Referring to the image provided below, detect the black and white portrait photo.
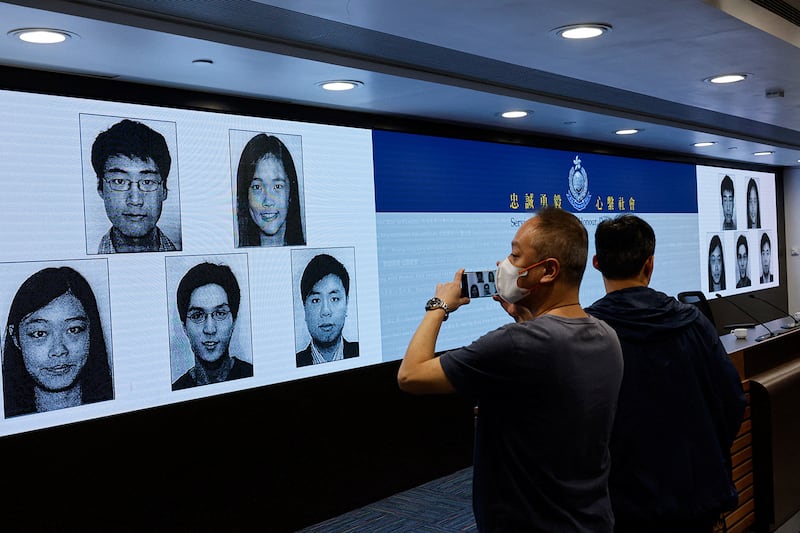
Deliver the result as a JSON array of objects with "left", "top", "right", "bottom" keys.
[
  {"left": 166, "top": 254, "right": 253, "bottom": 391},
  {"left": 707, "top": 234, "right": 726, "bottom": 293},
  {"left": 231, "top": 130, "right": 306, "bottom": 248},
  {"left": 291, "top": 248, "right": 359, "bottom": 368},
  {"left": 746, "top": 178, "right": 761, "bottom": 229},
  {"left": 0, "top": 259, "right": 114, "bottom": 418},
  {"left": 735, "top": 234, "right": 751, "bottom": 288},
  {"left": 720, "top": 175, "right": 736, "bottom": 231},
  {"left": 81, "top": 114, "right": 182, "bottom": 254},
  {"left": 760, "top": 232, "right": 774, "bottom": 284}
]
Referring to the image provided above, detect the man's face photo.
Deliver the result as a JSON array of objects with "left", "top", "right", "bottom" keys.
[
  {"left": 304, "top": 273, "right": 347, "bottom": 348},
  {"left": 183, "top": 283, "right": 235, "bottom": 364},
  {"left": 762, "top": 241, "right": 771, "bottom": 276},
  {"left": 737, "top": 242, "right": 748, "bottom": 280},
  {"left": 98, "top": 154, "right": 167, "bottom": 239},
  {"left": 722, "top": 187, "right": 734, "bottom": 226}
]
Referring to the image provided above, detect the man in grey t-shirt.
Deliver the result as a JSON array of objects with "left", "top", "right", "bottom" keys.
[{"left": 398, "top": 207, "right": 623, "bottom": 532}]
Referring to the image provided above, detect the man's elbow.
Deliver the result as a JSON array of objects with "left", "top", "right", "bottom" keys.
[
  {"left": 397, "top": 368, "right": 432, "bottom": 394},
  {"left": 397, "top": 369, "right": 417, "bottom": 393},
  {"left": 397, "top": 367, "right": 453, "bottom": 395}
]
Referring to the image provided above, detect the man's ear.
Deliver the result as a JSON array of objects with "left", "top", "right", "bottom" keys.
[
  {"left": 538, "top": 258, "right": 561, "bottom": 283},
  {"left": 642, "top": 255, "right": 655, "bottom": 281},
  {"left": 592, "top": 255, "right": 601, "bottom": 271}
]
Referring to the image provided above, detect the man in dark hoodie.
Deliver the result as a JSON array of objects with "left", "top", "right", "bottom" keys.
[{"left": 586, "top": 214, "right": 746, "bottom": 533}]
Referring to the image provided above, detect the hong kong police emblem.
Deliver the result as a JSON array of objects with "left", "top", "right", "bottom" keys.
[{"left": 566, "top": 156, "right": 591, "bottom": 211}]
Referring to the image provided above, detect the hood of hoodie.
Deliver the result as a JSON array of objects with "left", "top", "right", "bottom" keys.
[{"left": 586, "top": 286, "right": 700, "bottom": 343}]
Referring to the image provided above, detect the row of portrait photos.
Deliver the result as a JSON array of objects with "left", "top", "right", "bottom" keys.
[
  {"left": 706, "top": 230, "right": 775, "bottom": 294},
  {"left": 81, "top": 115, "right": 312, "bottom": 255},
  {"left": 0, "top": 247, "right": 360, "bottom": 420}
]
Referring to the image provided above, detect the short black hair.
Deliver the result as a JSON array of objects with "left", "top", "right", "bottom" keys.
[
  {"left": 761, "top": 232, "right": 771, "bottom": 250},
  {"left": 594, "top": 215, "right": 656, "bottom": 280},
  {"left": 92, "top": 119, "right": 171, "bottom": 192},
  {"left": 176, "top": 263, "right": 240, "bottom": 323},
  {"left": 720, "top": 175, "right": 734, "bottom": 197},
  {"left": 300, "top": 254, "right": 350, "bottom": 303}
]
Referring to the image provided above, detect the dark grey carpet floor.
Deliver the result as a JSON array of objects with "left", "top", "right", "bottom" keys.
[{"left": 297, "top": 467, "right": 476, "bottom": 532}]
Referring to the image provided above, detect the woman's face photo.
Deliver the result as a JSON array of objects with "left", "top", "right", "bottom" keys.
[
  {"left": 710, "top": 244, "right": 723, "bottom": 287},
  {"left": 16, "top": 292, "right": 90, "bottom": 393},
  {"left": 748, "top": 186, "right": 758, "bottom": 225},
  {"left": 248, "top": 155, "right": 289, "bottom": 242}
]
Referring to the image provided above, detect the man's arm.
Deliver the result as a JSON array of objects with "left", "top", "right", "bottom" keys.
[{"left": 397, "top": 270, "right": 468, "bottom": 394}]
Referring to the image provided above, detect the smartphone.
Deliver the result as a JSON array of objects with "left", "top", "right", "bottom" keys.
[{"left": 461, "top": 270, "right": 497, "bottom": 298}]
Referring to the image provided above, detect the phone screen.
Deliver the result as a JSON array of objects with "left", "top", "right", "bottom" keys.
[{"left": 461, "top": 270, "right": 497, "bottom": 298}]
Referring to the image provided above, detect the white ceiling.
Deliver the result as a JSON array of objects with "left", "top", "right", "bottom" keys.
[{"left": 2, "top": 0, "right": 800, "bottom": 167}]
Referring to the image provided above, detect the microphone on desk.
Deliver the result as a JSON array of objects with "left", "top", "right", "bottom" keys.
[
  {"left": 747, "top": 294, "right": 800, "bottom": 330},
  {"left": 715, "top": 293, "right": 781, "bottom": 342}
]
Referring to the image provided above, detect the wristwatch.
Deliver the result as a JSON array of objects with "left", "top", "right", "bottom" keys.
[{"left": 425, "top": 297, "right": 450, "bottom": 321}]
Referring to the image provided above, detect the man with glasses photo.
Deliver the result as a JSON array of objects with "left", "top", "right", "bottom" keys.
[
  {"left": 172, "top": 262, "right": 253, "bottom": 390},
  {"left": 90, "top": 118, "right": 180, "bottom": 253}
]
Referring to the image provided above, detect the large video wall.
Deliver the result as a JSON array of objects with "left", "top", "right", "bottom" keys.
[{"left": 0, "top": 88, "right": 778, "bottom": 437}]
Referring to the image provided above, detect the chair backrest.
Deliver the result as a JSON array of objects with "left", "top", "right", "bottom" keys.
[{"left": 677, "top": 290, "right": 715, "bottom": 323}]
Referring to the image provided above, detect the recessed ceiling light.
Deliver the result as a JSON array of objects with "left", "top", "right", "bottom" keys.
[
  {"left": 500, "top": 110, "right": 529, "bottom": 119},
  {"left": 753, "top": 151, "right": 774, "bottom": 156},
  {"left": 552, "top": 23, "right": 612, "bottom": 40},
  {"left": 693, "top": 141, "right": 716, "bottom": 147},
  {"left": 615, "top": 129, "right": 640, "bottom": 135},
  {"left": 318, "top": 80, "right": 363, "bottom": 91},
  {"left": 9, "top": 28, "right": 77, "bottom": 44},
  {"left": 705, "top": 73, "right": 748, "bottom": 84}
]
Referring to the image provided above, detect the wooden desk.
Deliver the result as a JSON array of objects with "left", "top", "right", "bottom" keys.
[{"left": 721, "top": 319, "right": 800, "bottom": 533}]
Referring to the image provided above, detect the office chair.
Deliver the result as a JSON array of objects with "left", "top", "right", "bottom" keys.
[{"left": 677, "top": 291, "right": 715, "bottom": 323}]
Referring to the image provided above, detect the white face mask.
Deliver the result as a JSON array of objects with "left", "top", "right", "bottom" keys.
[{"left": 495, "top": 257, "right": 546, "bottom": 303}]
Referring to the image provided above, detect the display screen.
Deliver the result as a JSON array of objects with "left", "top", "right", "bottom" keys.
[
  {"left": 0, "top": 88, "right": 778, "bottom": 437},
  {"left": 695, "top": 165, "right": 779, "bottom": 296}
]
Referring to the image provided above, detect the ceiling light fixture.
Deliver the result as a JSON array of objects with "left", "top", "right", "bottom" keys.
[
  {"left": 615, "top": 129, "right": 640, "bottom": 135},
  {"left": 9, "top": 28, "right": 76, "bottom": 44},
  {"left": 500, "top": 110, "right": 529, "bottom": 119},
  {"left": 704, "top": 73, "right": 748, "bottom": 84},
  {"left": 693, "top": 141, "right": 716, "bottom": 147},
  {"left": 753, "top": 151, "right": 774, "bottom": 156},
  {"left": 552, "top": 23, "right": 612, "bottom": 40},
  {"left": 318, "top": 80, "right": 363, "bottom": 91}
]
